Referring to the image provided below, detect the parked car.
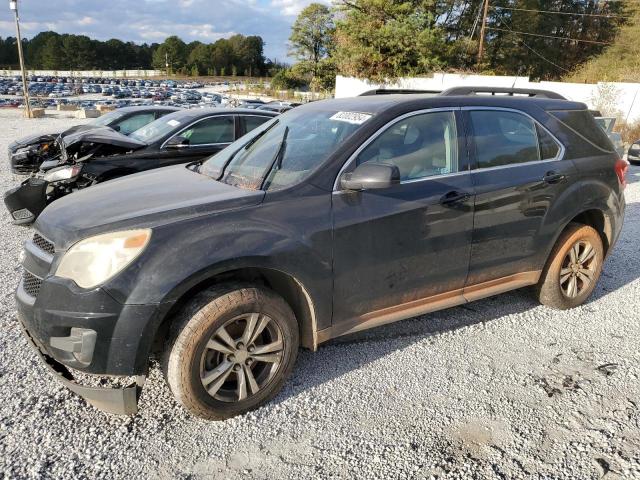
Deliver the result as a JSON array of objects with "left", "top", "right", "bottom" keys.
[
  {"left": 593, "top": 116, "right": 624, "bottom": 157},
  {"left": 14, "top": 92, "right": 626, "bottom": 420},
  {"left": 627, "top": 141, "right": 640, "bottom": 165},
  {"left": 8, "top": 106, "right": 180, "bottom": 175},
  {"left": 4, "top": 109, "right": 277, "bottom": 224}
]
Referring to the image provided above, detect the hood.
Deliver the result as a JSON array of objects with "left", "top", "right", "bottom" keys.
[
  {"left": 35, "top": 165, "right": 264, "bottom": 248},
  {"left": 9, "top": 132, "right": 58, "bottom": 151},
  {"left": 61, "top": 126, "right": 147, "bottom": 151},
  {"left": 60, "top": 124, "right": 102, "bottom": 137}
]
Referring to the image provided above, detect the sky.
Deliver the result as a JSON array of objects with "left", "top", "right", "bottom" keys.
[{"left": 0, "top": 0, "right": 327, "bottom": 60}]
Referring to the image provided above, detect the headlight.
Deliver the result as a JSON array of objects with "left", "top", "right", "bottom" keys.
[
  {"left": 55, "top": 229, "right": 151, "bottom": 289},
  {"left": 43, "top": 165, "right": 81, "bottom": 183}
]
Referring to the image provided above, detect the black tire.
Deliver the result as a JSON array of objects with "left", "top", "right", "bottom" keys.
[
  {"left": 163, "top": 284, "right": 299, "bottom": 420},
  {"left": 536, "top": 223, "right": 604, "bottom": 310}
]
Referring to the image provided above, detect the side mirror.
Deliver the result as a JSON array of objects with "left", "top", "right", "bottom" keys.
[
  {"left": 165, "top": 136, "right": 190, "bottom": 148},
  {"left": 112, "top": 125, "right": 121, "bottom": 132},
  {"left": 340, "top": 163, "right": 401, "bottom": 191}
]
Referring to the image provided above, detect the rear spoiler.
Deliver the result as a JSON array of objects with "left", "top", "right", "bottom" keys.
[{"left": 440, "top": 86, "right": 567, "bottom": 100}]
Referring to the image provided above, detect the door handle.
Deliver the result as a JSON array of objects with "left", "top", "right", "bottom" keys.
[
  {"left": 440, "top": 190, "right": 471, "bottom": 205},
  {"left": 543, "top": 171, "right": 565, "bottom": 184}
]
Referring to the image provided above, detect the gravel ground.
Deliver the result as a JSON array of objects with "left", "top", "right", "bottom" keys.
[{"left": 0, "top": 109, "right": 639, "bottom": 479}]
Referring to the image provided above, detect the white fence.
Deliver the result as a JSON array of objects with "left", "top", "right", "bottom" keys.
[
  {"left": 336, "top": 74, "right": 640, "bottom": 123},
  {"left": 0, "top": 69, "right": 163, "bottom": 78}
]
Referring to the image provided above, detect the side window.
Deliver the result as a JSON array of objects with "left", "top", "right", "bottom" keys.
[
  {"left": 179, "top": 116, "right": 235, "bottom": 145},
  {"left": 115, "top": 113, "right": 156, "bottom": 136},
  {"left": 244, "top": 115, "right": 272, "bottom": 134},
  {"left": 536, "top": 124, "right": 560, "bottom": 160},
  {"left": 356, "top": 111, "right": 458, "bottom": 181},
  {"left": 470, "top": 110, "right": 540, "bottom": 168}
]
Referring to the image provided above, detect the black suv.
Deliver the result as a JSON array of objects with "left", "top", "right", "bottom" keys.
[{"left": 15, "top": 92, "right": 627, "bottom": 420}]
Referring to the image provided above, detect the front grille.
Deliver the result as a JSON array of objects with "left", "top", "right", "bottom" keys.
[
  {"left": 32, "top": 233, "right": 55, "bottom": 255},
  {"left": 22, "top": 271, "right": 43, "bottom": 298}
]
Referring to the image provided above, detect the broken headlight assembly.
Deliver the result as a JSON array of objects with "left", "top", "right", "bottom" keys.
[{"left": 43, "top": 165, "right": 82, "bottom": 183}]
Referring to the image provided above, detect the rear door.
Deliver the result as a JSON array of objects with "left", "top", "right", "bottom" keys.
[
  {"left": 332, "top": 108, "right": 475, "bottom": 327},
  {"left": 463, "top": 107, "right": 576, "bottom": 286}
]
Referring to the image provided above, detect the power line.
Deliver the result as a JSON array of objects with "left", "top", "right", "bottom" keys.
[
  {"left": 487, "top": 26, "right": 622, "bottom": 46},
  {"left": 495, "top": 21, "right": 572, "bottom": 73},
  {"left": 490, "top": 5, "right": 635, "bottom": 20}
]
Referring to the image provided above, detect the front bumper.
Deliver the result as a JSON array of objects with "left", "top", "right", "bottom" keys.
[
  {"left": 3, "top": 177, "right": 48, "bottom": 225},
  {"left": 18, "top": 317, "right": 143, "bottom": 415}
]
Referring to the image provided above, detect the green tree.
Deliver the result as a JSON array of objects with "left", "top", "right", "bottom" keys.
[
  {"left": 270, "top": 68, "right": 307, "bottom": 90},
  {"left": 334, "top": 0, "right": 446, "bottom": 82},
  {"left": 152, "top": 36, "right": 188, "bottom": 71},
  {"left": 289, "top": 3, "right": 334, "bottom": 82}
]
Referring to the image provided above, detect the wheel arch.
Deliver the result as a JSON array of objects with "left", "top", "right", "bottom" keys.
[{"left": 151, "top": 266, "right": 319, "bottom": 356}]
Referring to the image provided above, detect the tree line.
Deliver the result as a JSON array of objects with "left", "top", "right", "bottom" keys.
[
  {"left": 0, "top": 31, "right": 272, "bottom": 76},
  {"left": 282, "top": 0, "right": 630, "bottom": 89},
  {"left": 0, "top": 1, "right": 631, "bottom": 87}
]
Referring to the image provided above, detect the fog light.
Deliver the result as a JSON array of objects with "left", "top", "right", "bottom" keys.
[
  {"left": 50, "top": 328, "right": 97, "bottom": 366},
  {"left": 12, "top": 208, "right": 33, "bottom": 221}
]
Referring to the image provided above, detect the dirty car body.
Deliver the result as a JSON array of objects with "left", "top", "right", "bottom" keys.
[{"left": 15, "top": 94, "right": 626, "bottom": 416}]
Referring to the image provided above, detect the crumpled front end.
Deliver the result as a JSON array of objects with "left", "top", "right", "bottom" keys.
[{"left": 9, "top": 134, "right": 60, "bottom": 175}]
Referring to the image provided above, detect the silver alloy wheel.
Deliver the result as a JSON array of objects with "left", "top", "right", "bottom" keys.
[
  {"left": 200, "top": 313, "right": 284, "bottom": 403},
  {"left": 559, "top": 239, "right": 597, "bottom": 298}
]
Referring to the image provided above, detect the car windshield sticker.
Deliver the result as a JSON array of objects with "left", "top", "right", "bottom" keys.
[
  {"left": 330, "top": 111, "right": 372, "bottom": 125},
  {"left": 167, "top": 119, "right": 181, "bottom": 127}
]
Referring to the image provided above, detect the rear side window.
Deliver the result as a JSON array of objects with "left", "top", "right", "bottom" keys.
[
  {"left": 549, "top": 110, "right": 614, "bottom": 152},
  {"left": 470, "top": 110, "right": 539, "bottom": 168},
  {"left": 536, "top": 124, "right": 560, "bottom": 160},
  {"left": 243, "top": 115, "right": 272, "bottom": 134}
]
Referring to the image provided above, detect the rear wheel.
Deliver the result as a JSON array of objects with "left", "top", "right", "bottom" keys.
[
  {"left": 536, "top": 224, "right": 604, "bottom": 309},
  {"left": 163, "top": 285, "right": 299, "bottom": 420}
]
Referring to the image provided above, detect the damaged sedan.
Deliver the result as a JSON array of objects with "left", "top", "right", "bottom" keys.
[
  {"left": 8, "top": 106, "right": 179, "bottom": 175},
  {"left": 4, "top": 109, "right": 278, "bottom": 225}
]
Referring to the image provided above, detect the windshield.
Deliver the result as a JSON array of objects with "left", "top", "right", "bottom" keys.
[
  {"left": 129, "top": 113, "right": 184, "bottom": 144},
  {"left": 90, "top": 110, "right": 125, "bottom": 127},
  {"left": 200, "top": 107, "right": 371, "bottom": 190}
]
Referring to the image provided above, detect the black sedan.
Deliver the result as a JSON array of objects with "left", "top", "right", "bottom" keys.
[
  {"left": 4, "top": 109, "right": 278, "bottom": 225},
  {"left": 8, "top": 106, "right": 180, "bottom": 174}
]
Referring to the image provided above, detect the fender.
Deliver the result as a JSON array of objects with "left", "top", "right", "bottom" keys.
[{"left": 532, "top": 172, "right": 622, "bottom": 269}]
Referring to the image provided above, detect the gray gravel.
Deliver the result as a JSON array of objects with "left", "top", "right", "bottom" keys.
[{"left": 0, "top": 110, "right": 639, "bottom": 479}]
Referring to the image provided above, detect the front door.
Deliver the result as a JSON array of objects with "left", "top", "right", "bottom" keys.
[
  {"left": 332, "top": 109, "right": 475, "bottom": 329},
  {"left": 158, "top": 115, "right": 237, "bottom": 168}
]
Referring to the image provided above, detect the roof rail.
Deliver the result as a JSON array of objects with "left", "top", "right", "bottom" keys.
[
  {"left": 439, "top": 86, "right": 567, "bottom": 100},
  {"left": 359, "top": 89, "right": 440, "bottom": 96}
]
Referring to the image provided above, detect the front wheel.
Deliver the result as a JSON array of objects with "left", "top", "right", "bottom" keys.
[
  {"left": 536, "top": 224, "right": 604, "bottom": 309},
  {"left": 163, "top": 285, "right": 299, "bottom": 420}
]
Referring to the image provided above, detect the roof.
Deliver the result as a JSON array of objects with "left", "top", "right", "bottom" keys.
[
  {"left": 298, "top": 94, "right": 586, "bottom": 114},
  {"left": 117, "top": 105, "right": 180, "bottom": 113},
  {"left": 158, "top": 107, "right": 279, "bottom": 122}
]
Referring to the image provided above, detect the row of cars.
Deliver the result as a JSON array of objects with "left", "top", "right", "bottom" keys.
[{"left": 7, "top": 86, "right": 627, "bottom": 421}]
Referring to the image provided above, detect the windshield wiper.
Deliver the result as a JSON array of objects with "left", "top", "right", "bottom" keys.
[{"left": 261, "top": 125, "right": 289, "bottom": 189}]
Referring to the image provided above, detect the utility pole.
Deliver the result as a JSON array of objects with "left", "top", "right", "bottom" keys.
[
  {"left": 165, "top": 52, "right": 170, "bottom": 76},
  {"left": 9, "top": 0, "right": 32, "bottom": 118},
  {"left": 477, "top": 0, "right": 490, "bottom": 66}
]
